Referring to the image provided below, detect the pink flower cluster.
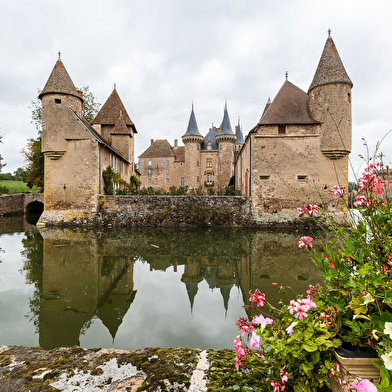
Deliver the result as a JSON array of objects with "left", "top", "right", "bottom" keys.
[
  {"left": 249, "top": 288, "right": 266, "bottom": 307},
  {"left": 298, "top": 236, "right": 313, "bottom": 248},
  {"left": 329, "top": 185, "right": 346, "bottom": 199},
  {"left": 288, "top": 296, "right": 316, "bottom": 320},
  {"left": 296, "top": 204, "right": 318, "bottom": 217}
]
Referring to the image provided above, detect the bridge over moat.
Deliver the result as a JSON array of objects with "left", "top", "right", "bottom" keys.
[{"left": 0, "top": 193, "right": 44, "bottom": 216}]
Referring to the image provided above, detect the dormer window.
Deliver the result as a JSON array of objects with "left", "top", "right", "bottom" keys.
[
  {"left": 207, "top": 140, "right": 212, "bottom": 150},
  {"left": 55, "top": 98, "right": 61, "bottom": 104},
  {"left": 278, "top": 125, "right": 286, "bottom": 134}
]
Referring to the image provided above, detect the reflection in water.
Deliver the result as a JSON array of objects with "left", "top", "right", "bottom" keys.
[{"left": 0, "top": 216, "right": 324, "bottom": 350}]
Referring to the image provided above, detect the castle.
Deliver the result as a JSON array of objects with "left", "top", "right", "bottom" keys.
[
  {"left": 39, "top": 31, "right": 352, "bottom": 220},
  {"left": 138, "top": 104, "right": 245, "bottom": 192},
  {"left": 235, "top": 32, "right": 352, "bottom": 215},
  {"left": 39, "top": 54, "right": 138, "bottom": 212}
]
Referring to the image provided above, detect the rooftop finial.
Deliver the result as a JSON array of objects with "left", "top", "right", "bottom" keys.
[
  {"left": 285, "top": 71, "right": 288, "bottom": 81},
  {"left": 328, "top": 28, "right": 331, "bottom": 38},
  {"left": 58, "top": 51, "right": 61, "bottom": 61},
  {"left": 192, "top": 100, "right": 194, "bottom": 110},
  {"left": 224, "top": 99, "right": 227, "bottom": 110},
  {"left": 114, "top": 83, "right": 116, "bottom": 90}
]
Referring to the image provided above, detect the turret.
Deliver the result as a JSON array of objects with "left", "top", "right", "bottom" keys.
[
  {"left": 39, "top": 53, "right": 83, "bottom": 154},
  {"left": 215, "top": 103, "right": 236, "bottom": 187},
  {"left": 234, "top": 118, "right": 245, "bottom": 156},
  {"left": 182, "top": 104, "right": 203, "bottom": 188},
  {"left": 308, "top": 31, "right": 353, "bottom": 159}
]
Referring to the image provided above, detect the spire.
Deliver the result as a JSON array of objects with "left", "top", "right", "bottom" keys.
[
  {"left": 308, "top": 32, "right": 353, "bottom": 92},
  {"left": 183, "top": 104, "right": 202, "bottom": 137},
  {"left": 39, "top": 55, "right": 82, "bottom": 101},
  {"left": 235, "top": 118, "right": 244, "bottom": 145},
  {"left": 219, "top": 101, "right": 234, "bottom": 135}
]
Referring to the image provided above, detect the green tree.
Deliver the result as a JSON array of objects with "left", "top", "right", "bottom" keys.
[{"left": 25, "top": 87, "right": 101, "bottom": 189}]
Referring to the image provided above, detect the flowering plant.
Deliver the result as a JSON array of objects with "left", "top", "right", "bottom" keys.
[
  {"left": 234, "top": 286, "right": 341, "bottom": 391},
  {"left": 235, "top": 158, "right": 392, "bottom": 391}
]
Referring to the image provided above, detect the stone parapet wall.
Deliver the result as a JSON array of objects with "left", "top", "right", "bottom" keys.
[{"left": 38, "top": 195, "right": 257, "bottom": 227}]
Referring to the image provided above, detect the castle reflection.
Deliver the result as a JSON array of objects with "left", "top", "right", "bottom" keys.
[{"left": 29, "top": 226, "right": 323, "bottom": 349}]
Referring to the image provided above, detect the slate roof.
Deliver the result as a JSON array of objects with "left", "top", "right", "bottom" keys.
[
  {"left": 39, "top": 59, "right": 82, "bottom": 101},
  {"left": 309, "top": 36, "right": 353, "bottom": 92},
  {"left": 139, "top": 140, "right": 175, "bottom": 158},
  {"left": 258, "top": 81, "right": 319, "bottom": 125},
  {"left": 219, "top": 104, "right": 234, "bottom": 135},
  {"left": 91, "top": 89, "right": 137, "bottom": 133},
  {"left": 183, "top": 105, "right": 202, "bottom": 137},
  {"left": 201, "top": 127, "right": 219, "bottom": 150},
  {"left": 235, "top": 121, "right": 245, "bottom": 145}
]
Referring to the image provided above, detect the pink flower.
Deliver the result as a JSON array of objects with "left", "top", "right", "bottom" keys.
[
  {"left": 308, "top": 204, "right": 318, "bottom": 216},
  {"left": 329, "top": 261, "right": 335, "bottom": 268},
  {"left": 250, "top": 331, "right": 260, "bottom": 348},
  {"left": 352, "top": 379, "right": 377, "bottom": 392},
  {"left": 285, "top": 321, "right": 298, "bottom": 336},
  {"left": 271, "top": 380, "right": 281, "bottom": 392},
  {"left": 234, "top": 336, "right": 245, "bottom": 356},
  {"left": 301, "top": 296, "right": 316, "bottom": 309},
  {"left": 294, "top": 304, "right": 308, "bottom": 320},
  {"left": 288, "top": 300, "right": 297, "bottom": 315},
  {"left": 252, "top": 314, "right": 273, "bottom": 329},
  {"left": 280, "top": 370, "right": 288, "bottom": 383},
  {"left": 249, "top": 289, "right": 266, "bottom": 307},
  {"left": 298, "top": 236, "right": 313, "bottom": 248}
]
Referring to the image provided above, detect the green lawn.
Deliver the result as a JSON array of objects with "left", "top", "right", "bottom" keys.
[{"left": 0, "top": 180, "right": 42, "bottom": 194}]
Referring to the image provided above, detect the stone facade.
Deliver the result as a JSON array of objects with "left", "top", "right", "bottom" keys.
[
  {"left": 138, "top": 139, "right": 185, "bottom": 190},
  {"left": 38, "top": 56, "right": 138, "bottom": 216},
  {"left": 235, "top": 34, "right": 352, "bottom": 217}
]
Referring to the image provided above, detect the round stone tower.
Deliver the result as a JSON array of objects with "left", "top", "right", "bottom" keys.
[
  {"left": 182, "top": 104, "right": 203, "bottom": 189},
  {"left": 215, "top": 103, "right": 236, "bottom": 187},
  {"left": 308, "top": 32, "right": 353, "bottom": 160},
  {"left": 39, "top": 53, "right": 84, "bottom": 154}
]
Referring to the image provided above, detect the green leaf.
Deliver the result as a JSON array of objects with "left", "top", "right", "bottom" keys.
[{"left": 302, "top": 341, "right": 318, "bottom": 352}]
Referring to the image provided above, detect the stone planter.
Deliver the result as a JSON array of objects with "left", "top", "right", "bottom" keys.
[{"left": 330, "top": 351, "right": 380, "bottom": 392}]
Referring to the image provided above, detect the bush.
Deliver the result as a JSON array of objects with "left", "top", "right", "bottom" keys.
[
  {"left": 207, "top": 187, "right": 215, "bottom": 195},
  {"left": 0, "top": 185, "right": 9, "bottom": 195}
]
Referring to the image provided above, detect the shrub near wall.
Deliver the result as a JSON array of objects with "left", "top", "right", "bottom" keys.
[{"left": 97, "top": 195, "right": 254, "bottom": 228}]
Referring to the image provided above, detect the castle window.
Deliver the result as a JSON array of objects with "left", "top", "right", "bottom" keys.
[
  {"left": 278, "top": 125, "right": 286, "bottom": 134},
  {"left": 260, "top": 175, "right": 270, "bottom": 180},
  {"left": 206, "top": 173, "right": 213, "bottom": 185},
  {"left": 197, "top": 161, "right": 199, "bottom": 167},
  {"left": 166, "top": 178, "right": 169, "bottom": 184},
  {"left": 348, "top": 93, "right": 351, "bottom": 103},
  {"left": 297, "top": 174, "right": 309, "bottom": 181},
  {"left": 166, "top": 169, "right": 169, "bottom": 174},
  {"left": 206, "top": 158, "right": 212, "bottom": 168},
  {"left": 55, "top": 98, "right": 61, "bottom": 104},
  {"left": 148, "top": 168, "right": 151, "bottom": 176},
  {"left": 197, "top": 176, "right": 199, "bottom": 182},
  {"left": 181, "top": 178, "right": 185, "bottom": 186},
  {"left": 148, "top": 178, "right": 151, "bottom": 184},
  {"left": 148, "top": 160, "right": 151, "bottom": 166},
  {"left": 207, "top": 140, "right": 212, "bottom": 150},
  {"left": 155, "top": 178, "right": 158, "bottom": 184},
  {"left": 166, "top": 159, "right": 169, "bottom": 165}
]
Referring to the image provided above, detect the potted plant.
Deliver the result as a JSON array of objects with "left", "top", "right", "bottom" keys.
[{"left": 234, "top": 159, "right": 392, "bottom": 391}]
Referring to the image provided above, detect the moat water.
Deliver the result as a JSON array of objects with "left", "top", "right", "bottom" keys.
[{"left": 0, "top": 214, "right": 323, "bottom": 351}]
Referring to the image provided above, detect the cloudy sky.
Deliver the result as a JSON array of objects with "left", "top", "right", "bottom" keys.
[{"left": 1, "top": 0, "right": 392, "bottom": 180}]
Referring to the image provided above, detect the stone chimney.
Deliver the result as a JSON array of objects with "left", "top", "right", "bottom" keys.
[
  {"left": 174, "top": 139, "right": 178, "bottom": 147},
  {"left": 151, "top": 139, "right": 154, "bottom": 145}
]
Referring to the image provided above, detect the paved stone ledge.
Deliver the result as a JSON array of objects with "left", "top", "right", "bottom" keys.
[{"left": 0, "top": 345, "right": 237, "bottom": 392}]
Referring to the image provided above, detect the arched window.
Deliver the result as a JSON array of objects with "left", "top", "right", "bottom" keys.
[{"left": 207, "top": 140, "right": 212, "bottom": 150}]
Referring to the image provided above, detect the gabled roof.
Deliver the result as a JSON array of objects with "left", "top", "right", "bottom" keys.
[
  {"left": 309, "top": 36, "right": 353, "bottom": 92},
  {"left": 39, "top": 59, "right": 82, "bottom": 101},
  {"left": 201, "top": 127, "right": 219, "bottom": 150},
  {"left": 219, "top": 103, "right": 234, "bottom": 135},
  {"left": 139, "top": 139, "right": 175, "bottom": 158},
  {"left": 91, "top": 88, "right": 137, "bottom": 133},
  {"left": 69, "top": 108, "right": 130, "bottom": 163},
  {"left": 110, "top": 114, "right": 132, "bottom": 136},
  {"left": 258, "top": 81, "right": 319, "bottom": 125},
  {"left": 183, "top": 105, "right": 202, "bottom": 137}
]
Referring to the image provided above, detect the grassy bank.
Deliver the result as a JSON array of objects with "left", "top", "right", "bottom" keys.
[{"left": 0, "top": 180, "right": 41, "bottom": 194}]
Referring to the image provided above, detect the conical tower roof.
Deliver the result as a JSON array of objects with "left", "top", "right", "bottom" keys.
[
  {"left": 39, "top": 56, "right": 82, "bottom": 101},
  {"left": 259, "top": 81, "right": 319, "bottom": 125},
  {"left": 183, "top": 104, "right": 202, "bottom": 137},
  {"left": 234, "top": 119, "right": 244, "bottom": 145},
  {"left": 262, "top": 97, "right": 271, "bottom": 117},
  {"left": 309, "top": 34, "right": 353, "bottom": 92},
  {"left": 91, "top": 88, "right": 137, "bottom": 133},
  {"left": 219, "top": 102, "right": 234, "bottom": 135}
]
